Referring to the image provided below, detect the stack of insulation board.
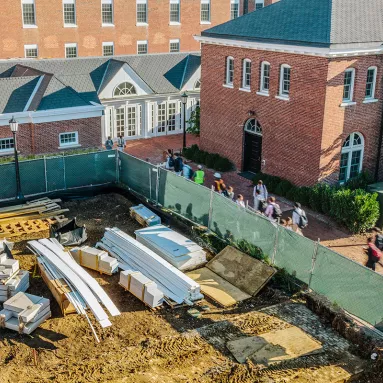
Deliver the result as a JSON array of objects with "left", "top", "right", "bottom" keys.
[
  {"left": 119, "top": 270, "right": 164, "bottom": 308},
  {"left": 97, "top": 227, "right": 203, "bottom": 304},
  {"left": 70, "top": 246, "right": 118, "bottom": 275},
  {"left": 0, "top": 254, "right": 29, "bottom": 303},
  {"left": 134, "top": 225, "right": 207, "bottom": 271},
  {"left": 130, "top": 205, "right": 161, "bottom": 227},
  {"left": 0, "top": 292, "right": 50, "bottom": 334}
]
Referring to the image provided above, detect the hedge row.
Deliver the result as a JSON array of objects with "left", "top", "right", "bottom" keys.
[
  {"left": 182, "top": 144, "right": 234, "bottom": 172},
  {"left": 253, "top": 172, "right": 379, "bottom": 233}
]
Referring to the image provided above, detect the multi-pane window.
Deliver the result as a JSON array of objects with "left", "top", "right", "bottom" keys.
[
  {"left": 260, "top": 61, "right": 270, "bottom": 93},
  {"left": 24, "top": 44, "right": 38, "bottom": 58},
  {"left": 225, "top": 57, "right": 234, "bottom": 86},
  {"left": 103, "top": 42, "right": 114, "bottom": 56},
  {"left": 102, "top": 0, "right": 114, "bottom": 25},
  {"left": 170, "top": 39, "right": 180, "bottom": 52},
  {"left": 231, "top": 0, "right": 239, "bottom": 20},
  {"left": 127, "top": 106, "right": 137, "bottom": 137},
  {"left": 0, "top": 138, "right": 14, "bottom": 152},
  {"left": 201, "top": 0, "right": 210, "bottom": 23},
  {"left": 22, "top": 0, "right": 36, "bottom": 26},
  {"left": 65, "top": 43, "right": 77, "bottom": 58},
  {"left": 63, "top": 0, "right": 76, "bottom": 25},
  {"left": 255, "top": 0, "right": 264, "bottom": 10},
  {"left": 137, "top": 0, "right": 148, "bottom": 24},
  {"left": 365, "top": 67, "right": 377, "bottom": 99},
  {"left": 279, "top": 64, "right": 291, "bottom": 97},
  {"left": 167, "top": 103, "right": 177, "bottom": 131},
  {"left": 339, "top": 132, "right": 364, "bottom": 182},
  {"left": 242, "top": 59, "right": 251, "bottom": 89},
  {"left": 137, "top": 40, "right": 148, "bottom": 54},
  {"left": 170, "top": 0, "right": 180, "bottom": 23},
  {"left": 343, "top": 68, "right": 355, "bottom": 102},
  {"left": 116, "top": 107, "right": 125, "bottom": 137},
  {"left": 59, "top": 132, "right": 78, "bottom": 146},
  {"left": 158, "top": 104, "right": 166, "bottom": 133},
  {"left": 114, "top": 82, "right": 137, "bottom": 97}
]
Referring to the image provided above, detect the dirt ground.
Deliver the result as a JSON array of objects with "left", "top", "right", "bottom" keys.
[{"left": 0, "top": 193, "right": 378, "bottom": 383}]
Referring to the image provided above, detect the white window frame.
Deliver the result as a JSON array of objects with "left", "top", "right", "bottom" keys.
[
  {"left": 255, "top": 0, "right": 264, "bottom": 10},
  {"left": 137, "top": 40, "right": 148, "bottom": 54},
  {"left": 0, "top": 138, "right": 14, "bottom": 154},
  {"left": 65, "top": 43, "right": 78, "bottom": 58},
  {"left": 200, "top": 0, "right": 211, "bottom": 24},
  {"left": 102, "top": 41, "right": 114, "bottom": 56},
  {"left": 169, "top": 39, "right": 180, "bottom": 52},
  {"left": 24, "top": 44, "right": 38, "bottom": 59},
  {"left": 230, "top": 0, "right": 239, "bottom": 20},
  {"left": 101, "top": 0, "right": 114, "bottom": 26},
  {"left": 224, "top": 56, "right": 234, "bottom": 88},
  {"left": 257, "top": 61, "right": 270, "bottom": 96},
  {"left": 240, "top": 58, "right": 251, "bottom": 91},
  {"left": 63, "top": 0, "right": 77, "bottom": 27},
  {"left": 364, "top": 66, "right": 378, "bottom": 103},
  {"left": 339, "top": 132, "right": 364, "bottom": 183},
  {"left": 170, "top": 0, "right": 180, "bottom": 25},
  {"left": 59, "top": 131, "right": 79, "bottom": 148},
  {"left": 22, "top": 0, "right": 37, "bottom": 28},
  {"left": 277, "top": 64, "right": 291, "bottom": 100},
  {"left": 341, "top": 68, "right": 356, "bottom": 105},
  {"left": 136, "top": 0, "right": 148, "bottom": 26}
]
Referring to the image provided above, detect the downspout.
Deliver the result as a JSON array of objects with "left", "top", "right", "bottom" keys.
[{"left": 375, "top": 98, "right": 383, "bottom": 181}]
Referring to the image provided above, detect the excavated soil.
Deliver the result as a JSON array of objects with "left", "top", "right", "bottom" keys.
[{"left": 0, "top": 193, "right": 376, "bottom": 382}]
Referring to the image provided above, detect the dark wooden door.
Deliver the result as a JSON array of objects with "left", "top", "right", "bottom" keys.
[{"left": 244, "top": 132, "right": 262, "bottom": 173}]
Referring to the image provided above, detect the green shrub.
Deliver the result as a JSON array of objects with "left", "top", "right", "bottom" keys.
[
  {"left": 345, "top": 171, "right": 374, "bottom": 191},
  {"left": 267, "top": 176, "right": 282, "bottom": 193},
  {"left": 296, "top": 186, "right": 311, "bottom": 207},
  {"left": 274, "top": 179, "right": 294, "bottom": 197},
  {"left": 205, "top": 153, "right": 219, "bottom": 169},
  {"left": 182, "top": 147, "right": 192, "bottom": 160},
  {"left": 234, "top": 239, "right": 269, "bottom": 263},
  {"left": 214, "top": 156, "right": 234, "bottom": 172},
  {"left": 198, "top": 150, "right": 208, "bottom": 165},
  {"left": 285, "top": 186, "right": 299, "bottom": 202},
  {"left": 192, "top": 148, "right": 202, "bottom": 163}
]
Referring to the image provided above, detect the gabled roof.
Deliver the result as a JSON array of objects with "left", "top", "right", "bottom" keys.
[{"left": 202, "top": 0, "right": 383, "bottom": 49}]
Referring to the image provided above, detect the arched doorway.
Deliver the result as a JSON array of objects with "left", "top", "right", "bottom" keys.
[
  {"left": 339, "top": 132, "right": 364, "bottom": 182},
  {"left": 243, "top": 118, "right": 263, "bottom": 173}
]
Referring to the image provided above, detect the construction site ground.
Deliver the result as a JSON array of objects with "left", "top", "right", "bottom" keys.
[{"left": 0, "top": 193, "right": 377, "bottom": 383}]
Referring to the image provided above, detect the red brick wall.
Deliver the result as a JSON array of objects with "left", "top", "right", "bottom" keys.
[
  {"left": 200, "top": 43, "right": 329, "bottom": 186},
  {"left": 0, "top": 117, "right": 101, "bottom": 155},
  {"left": 0, "top": 0, "right": 233, "bottom": 59}
]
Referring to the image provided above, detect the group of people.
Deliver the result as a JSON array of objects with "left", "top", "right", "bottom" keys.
[{"left": 105, "top": 136, "right": 126, "bottom": 151}]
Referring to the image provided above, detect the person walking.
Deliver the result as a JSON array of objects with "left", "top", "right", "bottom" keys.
[
  {"left": 221, "top": 184, "right": 230, "bottom": 198},
  {"left": 236, "top": 194, "right": 245, "bottom": 207},
  {"left": 174, "top": 153, "right": 184, "bottom": 176},
  {"left": 213, "top": 173, "right": 224, "bottom": 193},
  {"left": 105, "top": 136, "right": 114, "bottom": 150},
  {"left": 117, "top": 135, "right": 125, "bottom": 151},
  {"left": 182, "top": 163, "right": 194, "bottom": 180},
  {"left": 254, "top": 189, "right": 266, "bottom": 213},
  {"left": 265, "top": 197, "right": 282, "bottom": 221},
  {"left": 165, "top": 150, "right": 175, "bottom": 170},
  {"left": 254, "top": 180, "right": 268, "bottom": 204},
  {"left": 366, "top": 237, "right": 382, "bottom": 271},
  {"left": 292, "top": 202, "right": 308, "bottom": 230},
  {"left": 227, "top": 186, "right": 235, "bottom": 200},
  {"left": 194, "top": 165, "right": 205, "bottom": 185}
]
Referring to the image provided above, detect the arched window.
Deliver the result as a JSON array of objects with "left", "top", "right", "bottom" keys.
[
  {"left": 194, "top": 79, "right": 201, "bottom": 90},
  {"left": 114, "top": 82, "right": 137, "bottom": 97},
  {"left": 339, "top": 132, "right": 364, "bottom": 182},
  {"left": 225, "top": 56, "right": 234, "bottom": 86},
  {"left": 244, "top": 118, "right": 262, "bottom": 135}
]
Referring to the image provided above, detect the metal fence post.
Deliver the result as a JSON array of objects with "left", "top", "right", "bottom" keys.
[
  {"left": 271, "top": 225, "right": 279, "bottom": 265},
  {"left": 62, "top": 154, "right": 67, "bottom": 190},
  {"left": 155, "top": 166, "right": 160, "bottom": 205},
  {"left": 149, "top": 167, "right": 152, "bottom": 201},
  {"left": 308, "top": 238, "right": 320, "bottom": 290},
  {"left": 43, "top": 156, "right": 48, "bottom": 192},
  {"left": 115, "top": 149, "right": 120, "bottom": 184},
  {"left": 207, "top": 186, "right": 214, "bottom": 231}
]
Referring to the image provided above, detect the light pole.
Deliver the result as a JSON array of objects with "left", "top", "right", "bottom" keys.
[
  {"left": 181, "top": 92, "right": 188, "bottom": 149},
  {"left": 9, "top": 116, "right": 23, "bottom": 200}
]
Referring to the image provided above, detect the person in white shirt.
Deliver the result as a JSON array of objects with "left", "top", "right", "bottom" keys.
[
  {"left": 236, "top": 194, "right": 246, "bottom": 208},
  {"left": 292, "top": 202, "right": 307, "bottom": 234},
  {"left": 254, "top": 189, "right": 266, "bottom": 212},
  {"left": 253, "top": 180, "right": 268, "bottom": 207}
]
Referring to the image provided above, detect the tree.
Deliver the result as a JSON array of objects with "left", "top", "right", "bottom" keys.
[{"left": 187, "top": 106, "right": 200, "bottom": 136}]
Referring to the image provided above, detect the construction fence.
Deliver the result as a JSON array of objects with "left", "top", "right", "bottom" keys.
[{"left": 0, "top": 150, "right": 382, "bottom": 327}]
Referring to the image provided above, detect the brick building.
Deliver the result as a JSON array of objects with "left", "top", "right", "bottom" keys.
[
  {"left": 196, "top": 0, "right": 383, "bottom": 186},
  {"left": 0, "top": 0, "right": 275, "bottom": 60}
]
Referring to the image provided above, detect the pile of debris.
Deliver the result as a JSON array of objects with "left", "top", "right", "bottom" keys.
[{"left": 0, "top": 292, "right": 50, "bottom": 334}]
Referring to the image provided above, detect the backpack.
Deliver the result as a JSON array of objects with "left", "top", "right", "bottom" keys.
[
  {"left": 168, "top": 156, "right": 175, "bottom": 168},
  {"left": 272, "top": 204, "right": 282, "bottom": 219},
  {"left": 296, "top": 209, "right": 308, "bottom": 229},
  {"left": 369, "top": 243, "right": 382, "bottom": 262},
  {"left": 174, "top": 157, "right": 183, "bottom": 172},
  {"left": 259, "top": 200, "right": 267, "bottom": 212},
  {"left": 375, "top": 234, "right": 383, "bottom": 251}
]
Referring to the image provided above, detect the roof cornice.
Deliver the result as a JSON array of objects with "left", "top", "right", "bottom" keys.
[{"left": 194, "top": 35, "right": 383, "bottom": 58}]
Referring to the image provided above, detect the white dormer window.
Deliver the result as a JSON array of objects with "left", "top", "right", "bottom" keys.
[
  {"left": 63, "top": 0, "right": 76, "bottom": 26},
  {"left": 170, "top": 0, "right": 180, "bottom": 24},
  {"left": 231, "top": 0, "right": 239, "bottom": 20},
  {"left": 259, "top": 61, "right": 270, "bottom": 94},
  {"left": 225, "top": 56, "right": 234, "bottom": 87},
  {"left": 114, "top": 82, "right": 137, "bottom": 97},
  {"left": 255, "top": 0, "right": 264, "bottom": 10},
  {"left": 242, "top": 59, "right": 251, "bottom": 90},
  {"left": 279, "top": 64, "right": 291, "bottom": 99},
  {"left": 343, "top": 68, "right": 355, "bottom": 103},
  {"left": 365, "top": 66, "right": 377, "bottom": 101},
  {"left": 22, "top": 0, "right": 36, "bottom": 28},
  {"left": 102, "top": 0, "right": 114, "bottom": 26}
]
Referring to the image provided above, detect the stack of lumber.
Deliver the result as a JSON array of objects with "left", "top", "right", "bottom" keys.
[
  {"left": 119, "top": 270, "right": 164, "bottom": 308},
  {"left": 0, "top": 254, "right": 29, "bottom": 302},
  {"left": 0, "top": 198, "right": 68, "bottom": 241},
  {"left": 0, "top": 292, "right": 50, "bottom": 334},
  {"left": 97, "top": 227, "right": 203, "bottom": 304},
  {"left": 28, "top": 238, "right": 120, "bottom": 342},
  {"left": 135, "top": 225, "right": 207, "bottom": 271},
  {"left": 70, "top": 246, "right": 118, "bottom": 275},
  {"left": 130, "top": 205, "right": 161, "bottom": 227}
]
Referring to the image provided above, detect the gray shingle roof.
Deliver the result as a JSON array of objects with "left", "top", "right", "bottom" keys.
[
  {"left": 202, "top": 0, "right": 383, "bottom": 48},
  {"left": 0, "top": 52, "right": 201, "bottom": 114}
]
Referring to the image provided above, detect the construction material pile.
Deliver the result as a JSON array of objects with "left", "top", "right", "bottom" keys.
[
  {"left": 130, "top": 204, "right": 161, "bottom": 227},
  {"left": 0, "top": 198, "right": 68, "bottom": 241},
  {"left": 70, "top": 246, "right": 118, "bottom": 275},
  {"left": 98, "top": 227, "right": 203, "bottom": 304},
  {"left": 28, "top": 238, "right": 120, "bottom": 341},
  {"left": 135, "top": 225, "right": 207, "bottom": 271},
  {"left": 0, "top": 292, "right": 50, "bottom": 334}
]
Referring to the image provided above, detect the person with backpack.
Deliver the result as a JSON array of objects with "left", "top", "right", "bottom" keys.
[
  {"left": 174, "top": 153, "right": 183, "bottom": 175},
  {"left": 292, "top": 202, "right": 308, "bottom": 231},
  {"left": 105, "top": 136, "right": 114, "bottom": 150},
  {"left": 182, "top": 163, "right": 194, "bottom": 180},
  {"left": 253, "top": 180, "right": 268, "bottom": 206},
  {"left": 254, "top": 189, "right": 267, "bottom": 213},
  {"left": 372, "top": 227, "right": 383, "bottom": 250},
  {"left": 194, "top": 165, "right": 205, "bottom": 185},
  {"left": 165, "top": 150, "right": 175, "bottom": 170},
  {"left": 366, "top": 237, "right": 382, "bottom": 271},
  {"left": 265, "top": 196, "right": 282, "bottom": 222}
]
